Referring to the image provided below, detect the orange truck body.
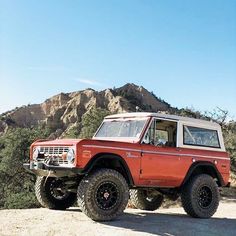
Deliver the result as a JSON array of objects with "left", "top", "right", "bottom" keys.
[{"left": 28, "top": 112, "right": 230, "bottom": 188}]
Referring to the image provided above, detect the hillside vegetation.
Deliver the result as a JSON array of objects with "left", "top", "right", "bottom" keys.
[{"left": 0, "top": 83, "right": 235, "bottom": 209}]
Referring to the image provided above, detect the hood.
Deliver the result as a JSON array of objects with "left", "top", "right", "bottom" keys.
[{"left": 33, "top": 139, "right": 82, "bottom": 147}]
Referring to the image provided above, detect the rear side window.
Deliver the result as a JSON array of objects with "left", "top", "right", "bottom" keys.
[{"left": 183, "top": 126, "right": 220, "bottom": 148}]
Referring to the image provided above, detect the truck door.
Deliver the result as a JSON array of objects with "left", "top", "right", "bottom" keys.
[{"left": 139, "top": 118, "right": 184, "bottom": 187}]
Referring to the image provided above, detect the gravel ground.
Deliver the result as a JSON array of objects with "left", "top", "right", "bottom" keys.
[{"left": 0, "top": 201, "right": 236, "bottom": 236}]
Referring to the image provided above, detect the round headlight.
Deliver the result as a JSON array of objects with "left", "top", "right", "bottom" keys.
[
  {"left": 33, "top": 147, "right": 40, "bottom": 160},
  {"left": 66, "top": 148, "right": 75, "bottom": 163}
]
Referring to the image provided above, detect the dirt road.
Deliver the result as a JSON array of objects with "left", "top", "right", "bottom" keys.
[{"left": 0, "top": 202, "right": 236, "bottom": 236}]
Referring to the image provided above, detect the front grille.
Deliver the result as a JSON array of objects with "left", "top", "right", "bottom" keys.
[
  {"left": 37, "top": 146, "right": 70, "bottom": 166},
  {"left": 39, "top": 146, "right": 69, "bottom": 156}
]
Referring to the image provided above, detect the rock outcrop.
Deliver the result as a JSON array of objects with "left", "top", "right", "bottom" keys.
[{"left": 0, "top": 83, "right": 172, "bottom": 135}]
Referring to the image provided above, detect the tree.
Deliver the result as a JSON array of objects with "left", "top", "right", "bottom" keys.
[
  {"left": 0, "top": 127, "right": 50, "bottom": 209},
  {"left": 63, "top": 122, "right": 82, "bottom": 138},
  {"left": 204, "top": 107, "right": 229, "bottom": 127},
  {"left": 79, "top": 108, "right": 111, "bottom": 138},
  {"left": 223, "top": 121, "right": 236, "bottom": 173}
]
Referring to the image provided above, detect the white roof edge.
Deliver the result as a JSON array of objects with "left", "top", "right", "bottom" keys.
[{"left": 105, "top": 112, "right": 220, "bottom": 128}]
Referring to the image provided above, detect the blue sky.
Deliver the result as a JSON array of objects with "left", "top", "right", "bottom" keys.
[{"left": 1, "top": 0, "right": 236, "bottom": 118}]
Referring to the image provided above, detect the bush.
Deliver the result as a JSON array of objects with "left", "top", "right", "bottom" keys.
[{"left": 4, "top": 192, "right": 40, "bottom": 209}]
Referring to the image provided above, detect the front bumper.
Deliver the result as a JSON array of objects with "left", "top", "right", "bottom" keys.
[{"left": 23, "top": 162, "right": 83, "bottom": 177}]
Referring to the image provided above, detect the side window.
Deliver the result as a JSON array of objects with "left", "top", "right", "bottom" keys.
[
  {"left": 143, "top": 119, "right": 177, "bottom": 147},
  {"left": 183, "top": 126, "right": 220, "bottom": 148},
  {"left": 143, "top": 120, "right": 155, "bottom": 144}
]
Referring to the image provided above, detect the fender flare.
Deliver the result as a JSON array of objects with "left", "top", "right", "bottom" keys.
[
  {"left": 181, "top": 161, "right": 224, "bottom": 187},
  {"left": 82, "top": 152, "right": 134, "bottom": 186}
]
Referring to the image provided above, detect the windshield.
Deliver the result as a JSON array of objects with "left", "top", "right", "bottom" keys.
[{"left": 94, "top": 118, "right": 148, "bottom": 138}]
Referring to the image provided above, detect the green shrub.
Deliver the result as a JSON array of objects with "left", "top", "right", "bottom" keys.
[{"left": 4, "top": 192, "right": 40, "bottom": 209}]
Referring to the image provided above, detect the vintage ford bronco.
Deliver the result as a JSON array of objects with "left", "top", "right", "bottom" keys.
[{"left": 24, "top": 112, "right": 230, "bottom": 221}]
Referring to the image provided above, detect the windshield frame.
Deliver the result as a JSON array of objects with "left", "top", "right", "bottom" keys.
[{"left": 93, "top": 117, "right": 150, "bottom": 142}]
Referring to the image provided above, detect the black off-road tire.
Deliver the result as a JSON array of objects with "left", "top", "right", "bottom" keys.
[
  {"left": 35, "top": 176, "right": 77, "bottom": 210},
  {"left": 181, "top": 174, "right": 220, "bottom": 218},
  {"left": 77, "top": 168, "right": 129, "bottom": 221},
  {"left": 130, "top": 189, "right": 164, "bottom": 211}
]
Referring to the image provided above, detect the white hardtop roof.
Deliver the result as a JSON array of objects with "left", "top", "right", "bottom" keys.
[{"left": 105, "top": 112, "right": 220, "bottom": 128}]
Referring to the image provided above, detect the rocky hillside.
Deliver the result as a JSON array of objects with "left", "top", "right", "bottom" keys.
[{"left": 0, "top": 83, "right": 172, "bottom": 135}]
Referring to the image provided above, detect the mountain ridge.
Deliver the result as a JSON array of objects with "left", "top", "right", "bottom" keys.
[{"left": 0, "top": 83, "right": 173, "bottom": 135}]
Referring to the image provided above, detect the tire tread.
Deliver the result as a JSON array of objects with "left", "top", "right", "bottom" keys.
[
  {"left": 181, "top": 174, "right": 219, "bottom": 218},
  {"left": 35, "top": 176, "right": 77, "bottom": 210},
  {"left": 77, "top": 168, "right": 129, "bottom": 221},
  {"left": 130, "top": 189, "right": 163, "bottom": 211}
]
